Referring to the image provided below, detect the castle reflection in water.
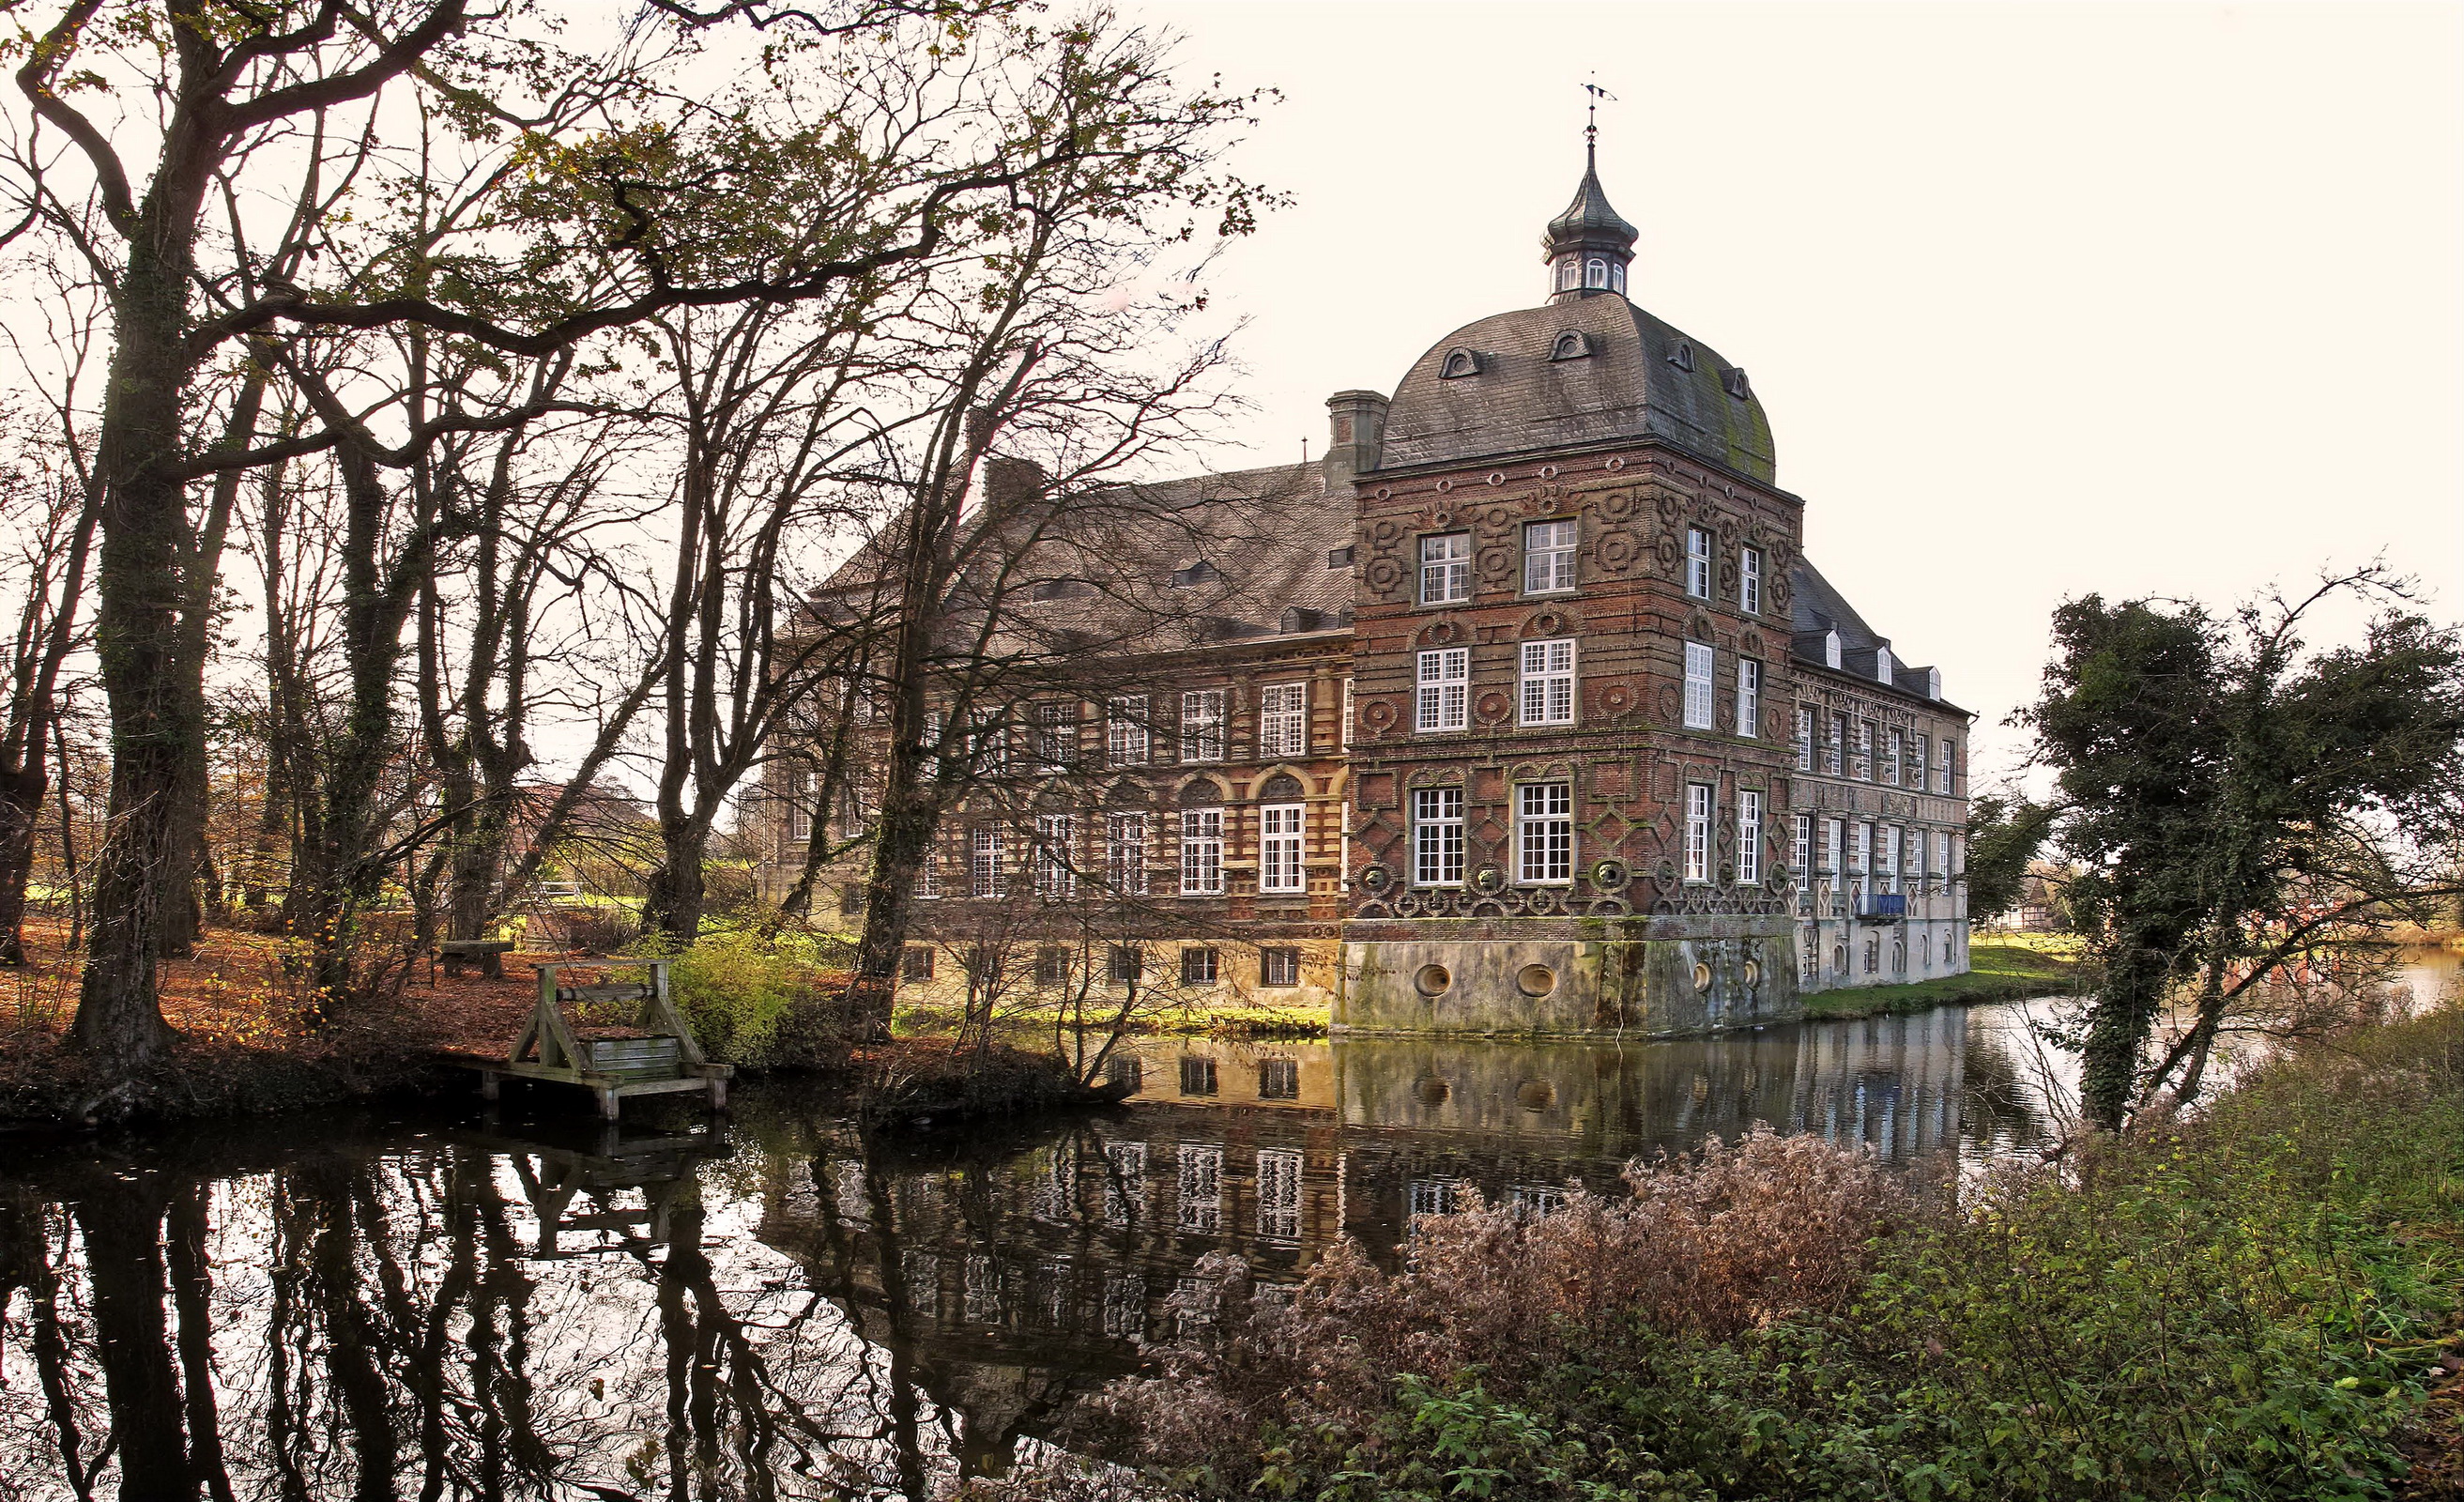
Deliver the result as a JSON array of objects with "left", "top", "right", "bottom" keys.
[{"left": 761, "top": 1004, "right": 2059, "bottom": 1471}]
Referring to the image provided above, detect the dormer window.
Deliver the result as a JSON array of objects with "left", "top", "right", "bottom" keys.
[
  {"left": 1440, "top": 347, "right": 1481, "bottom": 379},
  {"left": 1668, "top": 342, "right": 1696, "bottom": 373},
  {"left": 1824, "top": 629, "right": 1843, "bottom": 669},
  {"left": 1875, "top": 645, "right": 1895, "bottom": 684},
  {"left": 1721, "top": 366, "right": 1752, "bottom": 400},
  {"left": 1584, "top": 257, "right": 1609, "bottom": 289},
  {"left": 1549, "top": 330, "right": 1591, "bottom": 362},
  {"left": 1170, "top": 559, "right": 1221, "bottom": 589}
]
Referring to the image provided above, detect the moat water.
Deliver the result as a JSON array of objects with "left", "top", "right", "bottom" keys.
[{"left": 1, "top": 958, "right": 2452, "bottom": 1499}]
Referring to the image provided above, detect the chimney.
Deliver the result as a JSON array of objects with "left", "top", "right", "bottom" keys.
[{"left": 1322, "top": 390, "right": 1388, "bottom": 489}]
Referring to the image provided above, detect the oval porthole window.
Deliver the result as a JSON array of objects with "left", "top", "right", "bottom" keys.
[
  {"left": 1741, "top": 959, "right": 1762, "bottom": 989},
  {"left": 1516, "top": 963, "right": 1557, "bottom": 997},
  {"left": 1692, "top": 961, "right": 1713, "bottom": 992},
  {"left": 1415, "top": 963, "right": 1453, "bottom": 997}
]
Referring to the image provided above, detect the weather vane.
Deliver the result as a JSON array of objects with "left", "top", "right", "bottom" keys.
[{"left": 1584, "top": 76, "right": 1618, "bottom": 155}]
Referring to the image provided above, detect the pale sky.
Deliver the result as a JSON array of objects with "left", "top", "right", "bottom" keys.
[{"left": 1125, "top": 0, "right": 2464, "bottom": 784}]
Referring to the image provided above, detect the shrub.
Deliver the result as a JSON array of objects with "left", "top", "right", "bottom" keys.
[{"left": 656, "top": 931, "right": 849, "bottom": 1069}]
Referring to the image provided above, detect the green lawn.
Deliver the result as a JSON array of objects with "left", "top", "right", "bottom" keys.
[{"left": 1799, "top": 936, "right": 2081, "bottom": 1020}]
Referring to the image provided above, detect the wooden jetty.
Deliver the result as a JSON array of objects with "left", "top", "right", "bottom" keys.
[{"left": 471, "top": 958, "right": 732, "bottom": 1120}]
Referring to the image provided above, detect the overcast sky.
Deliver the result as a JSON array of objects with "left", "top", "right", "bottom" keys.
[{"left": 1122, "top": 0, "right": 2464, "bottom": 783}]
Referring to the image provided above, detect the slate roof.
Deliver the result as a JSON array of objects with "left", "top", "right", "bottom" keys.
[
  {"left": 1376, "top": 292, "right": 1777, "bottom": 483},
  {"left": 1790, "top": 559, "right": 1959, "bottom": 708}
]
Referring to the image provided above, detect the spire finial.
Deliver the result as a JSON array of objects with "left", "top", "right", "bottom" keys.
[{"left": 1584, "top": 77, "right": 1616, "bottom": 170}]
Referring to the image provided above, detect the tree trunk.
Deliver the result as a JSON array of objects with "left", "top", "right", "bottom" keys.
[
  {"left": 0, "top": 768, "right": 42, "bottom": 965},
  {"left": 641, "top": 818, "right": 711, "bottom": 947},
  {"left": 77, "top": 1184, "right": 194, "bottom": 1498}
]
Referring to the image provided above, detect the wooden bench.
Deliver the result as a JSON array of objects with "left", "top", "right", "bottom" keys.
[
  {"left": 437, "top": 938, "right": 517, "bottom": 979},
  {"left": 473, "top": 958, "right": 732, "bottom": 1121}
]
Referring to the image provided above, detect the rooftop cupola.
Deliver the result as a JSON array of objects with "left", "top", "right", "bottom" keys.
[{"left": 1542, "top": 134, "right": 1637, "bottom": 304}]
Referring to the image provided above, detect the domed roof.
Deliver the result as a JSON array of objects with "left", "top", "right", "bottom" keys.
[
  {"left": 1376, "top": 294, "right": 1777, "bottom": 483},
  {"left": 1543, "top": 154, "right": 1637, "bottom": 257}
]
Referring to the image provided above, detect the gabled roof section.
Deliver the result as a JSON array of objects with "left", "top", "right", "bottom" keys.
[{"left": 1789, "top": 559, "right": 1962, "bottom": 711}]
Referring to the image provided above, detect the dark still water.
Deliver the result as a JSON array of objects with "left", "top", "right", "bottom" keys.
[{"left": 0, "top": 1004, "right": 2069, "bottom": 1499}]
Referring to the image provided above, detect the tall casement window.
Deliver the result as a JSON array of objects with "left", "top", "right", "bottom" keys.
[
  {"left": 1824, "top": 817, "right": 1845, "bottom": 878},
  {"left": 1519, "top": 638, "right": 1576, "bottom": 727},
  {"left": 1584, "top": 255, "right": 1609, "bottom": 289},
  {"left": 970, "top": 826, "right": 1006, "bottom": 898},
  {"left": 1033, "top": 701, "right": 1077, "bottom": 773},
  {"left": 1827, "top": 713, "right": 1847, "bottom": 775},
  {"left": 1937, "top": 738, "right": 1955, "bottom": 794},
  {"left": 1523, "top": 519, "right": 1578, "bottom": 594},
  {"left": 1796, "top": 707, "right": 1815, "bottom": 771},
  {"left": 1735, "top": 658, "right": 1762, "bottom": 738},
  {"left": 1912, "top": 732, "right": 1930, "bottom": 790},
  {"left": 1739, "top": 545, "right": 1763, "bottom": 614},
  {"left": 1179, "top": 807, "right": 1224, "bottom": 896},
  {"left": 1033, "top": 814, "right": 1076, "bottom": 898},
  {"left": 1412, "top": 787, "right": 1466, "bottom": 887},
  {"left": 1853, "top": 820, "right": 1875, "bottom": 887},
  {"left": 1683, "top": 782, "right": 1714, "bottom": 883},
  {"left": 1882, "top": 728, "right": 1902, "bottom": 786},
  {"left": 1416, "top": 648, "right": 1469, "bottom": 732},
  {"left": 1685, "top": 528, "right": 1713, "bottom": 599},
  {"left": 1683, "top": 641, "right": 1716, "bottom": 729},
  {"left": 1106, "top": 812, "right": 1148, "bottom": 896},
  {"left": 1939, "top": 830, "right": 1956, "bottom": 877},
  {"left": 1180, "top": 689, "right": 1225, "bottom": 762},
  {"left": 1340, "top": 678, "right": 1354, "bottom": 748},
  {"left": 1420, "top": 532, "right": 1472, "bottom": 605},
  {"left": 1738, "top": 789, "right": 1763, "bottom": 886},
  {"left": 1516, "top": 781, "right": 1574, "bottom": 884},
  {"left": 1256, "top": 1147, "right": 1303, "bottom": 1240},
  {"left": 972, "top": 708, "right": 1008, "bottom": 776},
  {"left": 1259, "top": 682, "right": 1309, "bottom": 759},
  {"left": 1855, "top": 719, "right": 1876, "bottom": 781},
  {"left": 916, "top": 848, "right": 942, "bottom": 899},
  {"left": 1881, "top": 825, "right": 1902, "bottom": 894},
  {"left": 1107, "top": 696, "right": 1150, "bottom": 766},
  {"left": 1793, "top": 813, "right": 1813, "bottom": 876},
  {"left": 1905, "top": 826, "right": 1926, "bottom": 888},
  {"left": 1259, "top": 804, "right": 1306, "bottom": 894}
]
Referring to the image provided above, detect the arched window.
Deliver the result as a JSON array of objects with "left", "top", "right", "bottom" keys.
[
  {"left": 1610, "top": 262, "right": 1626, "bottom": 294},
  {"left": 1584, "top": 257, "right": 1608, "bottom": 289},
  {"left": 1557, "top": 259, "right": 1579, "bottom": 292}
]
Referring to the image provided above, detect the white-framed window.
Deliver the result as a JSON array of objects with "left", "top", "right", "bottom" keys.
[
  {"left": 1259, "top": 682, "right": 1309, "bottom": 759},
  {"left": 1523, "top": 519, "right": 1577, "bottom": 594},
  {"left": 1180, "top": 807, "right": 1223, "bottom": 896},
  {"left": 1685, "top": 528, "right": 1713, "bottom": 599},
  {"left": 1735, "top": 658, "right": 1761, "bottom": 738},
  {"left": 1106, "top": 812, "right": 1148, "bottom": 896},
  {"left": 1180, "top": 689, "right": 1225, "bottom": 762},
  {"left": 782, "top": 767, "right": 812, "bottom": 843},
  {"left": 1107, "top": 695, "right": 1150, "bottom": 766},
  {"left": 972, "top": 708, "right": 1008, "bottom": 775},
  {"left": 1683, "top": 641, "right": 1716, "bottom": 729},
  {"left": 1738, "top": 789, "right": 1763, "bottom": 886},
  {"left": 1881, "top": 825, "right": 1902, "bottom": 894},
  {"left": 1033, "top": 701, "right": 1076, "bottom": 773},
  {"left": 1793, "top": 813, "right": 1813, "bottom": 876},
  {"left": 1937, "top": 738, "right": 1955, "bottom": 794},
  {"left": 1853, "top": 820, "right": 1874, "bottom": 879},
  {"left": 1796, "top": 707, "right": 1815, "bottom": 771},
  {"left": 1825, "top": 817, "right": 1844, "bottom": 877},
  {"left": 1740, "top": 545, "right": 1763, "bottom": 614},
  {"left": 1912, "top": 733, "right": 1930, "bottom": 790},
  {"left": 1416, "top": 648, "right": 1469, "bottom": 732},
  {"left": 1033, "top": 814, "right": 1076, "bottom": 898},
  {"left": 1906, "top": 826, "right": 1926, "bottom": 888},
  {"left": 1259, "top": 803, "right": 1306, "bottom": 894},
  {"left": 1855, "top": 720, "right": 1875, "bottom": 781},
  {"left": 1557, "top": 259, "right": 1579, "bottom": 293},
  {"left": 1519, "top": 638, "right": 1576, "bottom": 727},
  {"left": 1584, "top": 255, "right": 1608, "bottom": 289},
  {"left": 1412, "top": 787, "right": 1465, "bottom": 887},
  {"left": 1420, "top": 532, "right": 1472, "bottom": 605},
  {"left": 1611, "top": 261, "right": 1626, "bottom": 294},
  {"left": 1827, "top": 713, "right": 1846, "bottom": 776},
  {"left": 1516, "top": 781, "right": 1573, "bottom": 884},
  {"left": 1255, "top": 1147, "right": 1303, "bottom": 1241},
  {"left": 1684, "top": 782, "right": 1714, "bottom": 883},
  {"left": 1883, "top": 728, "right": 1903, "bottom": 786},
  {"left": 1941, "top": 830, "right": 1957, "bottom": 876},
  {"left": 1339, "top": 678, "right": 1354, "bottom": 748},
  {"left": 969, "top": 826, "right": 1006, "bottom": 898}
]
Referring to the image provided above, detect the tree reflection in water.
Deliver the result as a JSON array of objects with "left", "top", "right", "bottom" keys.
[{"left": 0, "top": 1004, "right": 2063, "bottom": 1498}]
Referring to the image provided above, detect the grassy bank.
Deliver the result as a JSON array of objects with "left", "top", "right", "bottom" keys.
[
  {"left": 1798, "top": 935, "right": 2082, "bottom": 1020},
  {"left": 1051, "top": 1001, "right": 2464, "bottom": 1502}
]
